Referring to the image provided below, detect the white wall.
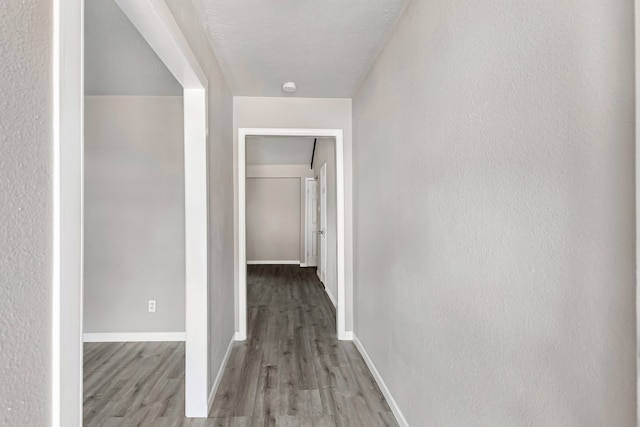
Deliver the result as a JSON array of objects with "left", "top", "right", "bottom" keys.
[
  {"left": 233, "top": 97, "right": 353, "bottom": 331},
  {"left": 247, "top": 164, "right": 313, "bottom": 263},
  {"left": 353, "top": 0, "right": 635, "bottom": 425},
  {"left": 164, "top": 0, "right": 235, "bottom": 396},
  {"left": 246, "top": 178, "right": 301, "bottom": 262},
  {"left": 312, "top": 139, "right": 337, "bottom": 305},
  {"left": 84, "top": 95, "right": 185, "bottom": 334},
  {"left": 0, "top": 1, "right": 52, "bottom": 424}
]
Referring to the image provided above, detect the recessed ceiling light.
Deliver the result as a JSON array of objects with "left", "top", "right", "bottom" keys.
[{"left": 282, "top": 82, "right": 297, "bottom": 93}]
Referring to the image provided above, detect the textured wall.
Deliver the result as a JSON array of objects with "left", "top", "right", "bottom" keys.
[
  {"left": 84, "top": 96, "right": 185, "bottom": 334},
  {"left": 353, "top": 0, "right": 635, "bottom": 425},
  {"left": 233, "top": 97, "right": 353, "bottom": 330},
  {"left": 0, "top": 1, "right": 52, "bottom": 425},
  {"left": 164, "top": 0, "right": 235, "bottom": 395},
  {"left": 246, "top": 178, "right": 301, "bottom": 262}
]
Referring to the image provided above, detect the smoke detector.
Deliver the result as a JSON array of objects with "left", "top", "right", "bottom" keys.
[{"left": 282, "top": 82, "right": 297, "bottom": 93}]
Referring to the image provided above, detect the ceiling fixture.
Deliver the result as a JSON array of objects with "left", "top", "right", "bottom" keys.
[{"left": 282, "top": 82, "right": 297, "bottom": 93}]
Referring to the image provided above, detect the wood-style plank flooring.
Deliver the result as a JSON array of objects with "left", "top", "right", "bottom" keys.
[
  {"left": 84, "top": 265, "right": 397, "bottom": 426},
  {"left": 83, "top": 341, "right": 185, "bottom": 426}
]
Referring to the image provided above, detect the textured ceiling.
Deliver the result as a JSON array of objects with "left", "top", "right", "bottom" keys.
[
  {"left": 191, "top": 0, "right": 410, "bottom": 97},
  {"left": 247, "top": 136, "right": 334, "bottom": 165},
  {"left": 85, "top": 0, "right": 181, "bottom": 96}
]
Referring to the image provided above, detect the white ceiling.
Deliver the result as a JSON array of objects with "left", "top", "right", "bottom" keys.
[
  {"left": 247, "top": 136, "right": 330, "bottom": 165},
  {"left": 191, "top": 0, "right": 410, "bottom": 98},
  {"left": 85, "top": 0, "right": 181, "bottom": 96},
  {"left": 85, "top": 0, "right": 409, "bottom": 98}
]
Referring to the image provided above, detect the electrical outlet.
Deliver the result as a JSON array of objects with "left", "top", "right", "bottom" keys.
[{"left": 148, "top": 300, "right": 156, "bottom": 313}]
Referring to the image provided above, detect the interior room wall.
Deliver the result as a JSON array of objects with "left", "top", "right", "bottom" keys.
[
  {"left": 233, "top": 97, "right": 353, "bottom": 330},
  {"left": 246, "top": 177, "right": 301, "bottom": 262},
  {"left": 352, "top": 0, "right": 635, "bottom": 425},
  {"left": 1, "top": 1, "right": 52, "bottom": 424},
  {"left": 84, "top": 95, "right": 185, "bottom": 334},
  {"left": 247, "top": 164, "right": 314, "bottom": 262},
  {"left": 164, "top": 0, "right": 235, "bottom": 395},
  {"left": 312, "top": 139, "right": 337, "bottom": 305}
]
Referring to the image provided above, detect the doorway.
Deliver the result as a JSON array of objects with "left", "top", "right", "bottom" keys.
[
  {"left": 303, "top": 177, "right": 319, "bottom": 268},
  {"left": 237, "top": 128, "right": 350, "bottom": 341},
  {"left": 53, "top": 0, "right": 211, "bottom": 423},
  {"left": 318, "top": 162, "right": 328, "bottom": 285}
]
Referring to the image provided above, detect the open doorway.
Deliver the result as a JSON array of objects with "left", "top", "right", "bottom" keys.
[
  {"left": 237, "top": 128, "right": 350, "bottom": 341},
  {"left": 83, "top": 0, "right": 185, "bottom": 342},
  {"left": 302, "top": 176, "right": 319, "bottom": 269},
  {"left": 83, "top": 0, "right": 186, "bottom": 423},
  {"left": 244, "top": 136, "right": 335, "bottom": 306},
  {"left": 54, "top": 0, "right": 211, "bottom": 423}
]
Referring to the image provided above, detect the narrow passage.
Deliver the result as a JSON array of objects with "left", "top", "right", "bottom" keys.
[{"left": 209, "top": 264, "right": 398, "bottom": 426}]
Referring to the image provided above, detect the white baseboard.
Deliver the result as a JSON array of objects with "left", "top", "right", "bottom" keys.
[
  {"left": 247, "top": 260, "right": 300, "bottom": 265},
  {"left": 208, "top": 335, "right": 235, "bottom": 411},
  {"left": 234, "top": 331, "right": 247, "bottom": 341},
  {"left": 325, "top": 286, "right": 337, "bottom": 308},
  {"left": 82, "top": 332, "right": 186, "bottom": 342},
  {"left": 300, "top": 263, "right": 307, "bottom": 267},
  {"left": 339, "top": 331, "right": 353, "bottom": 341},
  {"left": 353, "top": 334, "right": 409, "bottom": 427}
]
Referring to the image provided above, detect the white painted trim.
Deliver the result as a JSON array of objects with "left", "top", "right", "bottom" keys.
[
  {"left": 53, "top": 1, "right": 83, "bottom": 425},
  {"left": 208, "top": 336, "right": 236, "bottom": 411},
  {"left": 325, "top": 286, "right": 337, "bottom": 308},
  {"left": 247, "top": 260, "right": 300, "bottom": 265},
  {"left": 83, "top": 332, "right": 186, "bottom": 342},
  {"left": 303, "top": 177, "right": 318, "bottom": 268},
  {"left": 183, "top": 87, "right": 210, "bottom": 418},
  {"left": 353, "top": 334, "right": 409, "bottom": 427},
  {"left": 303, "top": 177, "right": 311, "bottom": 267},
  {"left": 238, "top": 128, "right": 351, "bottom": 341},
  {"left": 114, "top": 0, "right": 206, "bottom": 88},
  {"left": 318, "top": 162, "right": 328, "bottom": 284},
  {"left": 233, "top": 331, "right": 246, "bottom": 341}
]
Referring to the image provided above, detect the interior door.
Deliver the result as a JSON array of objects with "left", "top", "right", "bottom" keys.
[
  {"left": 318, "top": 163, "right": 327, "bottom": 283},
  {"left": 306, "top": 178, "right": 319, "bottom": 267}
]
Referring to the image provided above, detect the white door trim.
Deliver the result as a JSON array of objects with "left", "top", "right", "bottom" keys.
[
  {"left": 318, "top": 162, "right": 328, "bottom": 284},
  {"left": 52, "top": 2, "right": 83, "bottom": 425},
  {"left": 303, "top": 177, "right": 318, "bottom": 268},
  {"left": 237, "top": 128, "right": 350, "bottom": 341},
  {"left": 54, "top": 0, "right": 211, "bottom": 423}
]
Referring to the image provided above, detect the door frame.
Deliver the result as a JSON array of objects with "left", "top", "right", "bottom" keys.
[
  {"left": 237, "top": 128, "right": 350, "bottom": 340},
  {"left": 318, "top": 162, "right": 328, "bottom": 284},
  {"left": 301, "top": 177, "right": 318, "bottom": 268},
  {"left": 53, "top": 0, "right": 211, "bottom": 424}
]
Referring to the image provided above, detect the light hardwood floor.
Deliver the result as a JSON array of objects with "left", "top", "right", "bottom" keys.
[{"left": 84, "top": 265, "right": 398, "bottom": 426}]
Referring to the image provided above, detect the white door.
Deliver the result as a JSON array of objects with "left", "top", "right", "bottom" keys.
[
  {"left": 318, "top": 163, "right": 327, "bottom": 283},
  {"left": 305, "top": 178, "right": 319, "bottom": 267}
]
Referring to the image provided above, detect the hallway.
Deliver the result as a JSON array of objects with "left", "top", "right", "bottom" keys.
[
  {"left": 83, "top": 265, "right": 397, "bottom": 426},
  {"left": 209, "top": 264, "right": 397, "bottom": 425}
]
